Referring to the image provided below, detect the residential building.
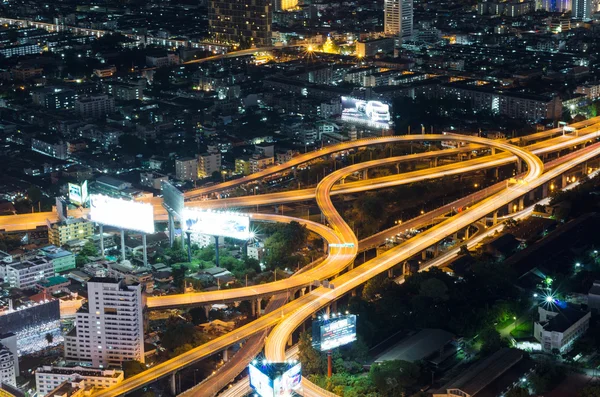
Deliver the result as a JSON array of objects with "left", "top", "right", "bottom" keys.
[
  {"left": 588, "top": 280, "right": 600, "bottom": 311},
  {"left": 64, "top": 277, "right": 145, "bottom": 367},
  {"left": 4, "top": 257, "right": 54, "bottom": 289},
  {"left": 247, "top": 242, "right": 266, "bottom": 261},
  {"left": 356, "top": 38, "right": 395, "bottom": 58},
  {"left": 209, "top": 0, "right": 272, "bottom": 47},
  {"left": 145, "top": 53, "right": 179, "bottom": 68},
  {"left": 0, "top": 334, "right": 17, "bottom": 388},
  {"left": 198, "top": 152, "right": 222, "bottom": 179},
  {"left": 175, "top": 157, "right": 198, "bottom": 181},
  {"left": 75, "top": 95, "right": 115, "bottom": 119},
  {"left": 249, "top": 153, "right": 275, "bottom": 174},
  {"left": 47, "top": 218, "right": 95, "bottom": 247},
  {"left": 534, "top": 305, "right": 590, "bottom": 353},
  {"left": 0, "top": 44, "right": 41, "bottom": 58},
  {"left": 273, "top": 0, "right": 298, "bottom": 11},
  {"left": 32, "top": 87, "right": 77, "bottom": 110},
  {"left": 234, "top": 156, "right": 251, "bottom": 175},
  {"left": 104, "top": 81, "right": 144, "bottom": 101},
  {"left": 35, "top": 365, "right": 124, "bottom": 396},
  {"left": 384, "top": 0, "right": 413, "bottom": 41},
  {"left": 37, "top": 276, "right": 71, "bottom": 294},
  {"left": 576, "top": 83, "right": 600, "bottom": 100},
  {"left": 40, "top": 246, "right": 76, "bottom": 274},
  {"left": 32, "top": 138, "right": 69, "bottom": 160},
  {"left": 276, "top": 150, "right": 296, "bottom": 164},
  {"left": 140, "top": 172, "right": 168, "bottom": 190}
]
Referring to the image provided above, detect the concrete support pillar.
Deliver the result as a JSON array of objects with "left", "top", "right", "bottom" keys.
[
  {"left": 422, "top": 251, "right": 427, "bottom": 260},
  {"left": 325, "top": 305, "right": 330, "bottom": 317},
  {"left": 186, "top": 231, "right": 192, "bottom": 263},
  {"left": 301, "top": 288, "right": 306, "bottom": 296},
  {"left": 464, "top": 227, "right": 469, "bottom": 240},
  {"left": 168, "top": 212, "right": 175, "bottom": 247},
  {"left": 453, "top": 232, "right": 458, "bottom": 241},
  {"left": 491, "top": 148, "right": 496, "bottom": 155},
  {"left": 529, "top": 190, "right": 535, "bottom": 201},
  {"left": 332, "top": 301, "right": 337, "bottom": 314},
  {"left": 388, "top": 268, "right": 394, "bottom": 278},
  {"left": 99, "top": 224, "right": 104, "bottom": 257},
  {"left": 519, "top": 197, "right": 525, "bottom": 211},
  {"left": 362, "top": 169, "right": 368, "bottom": 180},
  {"left": 508, "top": 202, "right": 513, "bottom": 214},
  {"left": 214, "top": 235, "right": 220, "bottom": 267},
  {"left": 324, "top": 240, "right": 328, "bottom": 254},
  {"left": 256, "top": 298, "right": 262, "bottom": 317},
  {"left": 181, "top": 225, "right": 185, "bottom": 251},
  {"left": 562, "top": 174, "right": 568, "bottom": 188},
  {"left": 287, "top": 334, "right": 293, "bottom": 347},
  {"left": 494, "top": 168, "right": 499, "bottom": 179},
  {"left": 142, "top": 233, "right": 148, "bottom": 267},
  {"left": 347, "top": 261, "right": 354, "bottom": 271},
  {"left": 170, "top": 373, "right": 177, "bottom": 396},
  {"left": 493, "top": 211, "right": 498, "bottom": 225},
  {"left": 120, "top": 229, "right": 126, "bottom": 262},
  {"left": 351, "top": 288, "right": 357, "bottom": 297},
  {"left": 583, "top": 161, "right": 588, "bottom": 175},
  {"left": 204, "top": 305, "right": 210, "bottom": 319},
  {"left": 340, "top": 177, "right": 345, "bottom": 184},
  {"left": 516, "top": 159, "right": 522, "bottom": 174},
  {"left": 434, "top": 244, "right": 439, "bottom": 257},
  {"left": 542, "top": 183, "right": 549, "bottom": 197},
  {"left": 251, "top": 299, "right": 256, "bottom": 317},
  {"left": 223, "top": 348, "right": 229, "bottom": 362},
  {"left": 396, "top": 163, "right": 400, "bottom": 174}
]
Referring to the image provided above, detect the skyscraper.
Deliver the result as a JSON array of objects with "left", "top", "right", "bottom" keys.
[
  {"left": 209, "top": 0, "right": 272, "bottom": 47},
  {"left": 65, "top": 278, "right": 144, "bottom": 368},
  {"left": 384, "top": 0, "right": 413, "bottom": 42},
  {"left": 572, "top": 0, "right": 591, "bottom": 19}
]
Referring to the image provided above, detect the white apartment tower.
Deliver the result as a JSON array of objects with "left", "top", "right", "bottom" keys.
[
  {"left": 384, "top": 0, "right": 413, "bottom": 41},
  {"left": 64, "top": 278, "right": 144, "bottom": 368},
  {"left": 573, "top": 0, "right": 591, "bottom": 19}
]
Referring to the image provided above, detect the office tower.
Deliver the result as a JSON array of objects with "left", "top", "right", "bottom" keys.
[
  {"left": 572, "top": 0, "right": 591, "bottom": 18},
  {"left": 64, "top": 278, "right": 144, "bottom": 368},
  {"left": 209, "top": 0, "right": 272, "bottom": 47},
  {"left": 384, "top": 0, "right": 413, "bottom": 41}
]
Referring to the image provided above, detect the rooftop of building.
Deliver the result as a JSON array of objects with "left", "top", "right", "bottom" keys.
[
  {"left": 541, "top": 305, "right": 590, "bottom": 333},
  {"left": 37, "top": 365, "right": 123, "bottom": 377},
  {"left": 37, "top": 276, "right": 70, "bottom": 288},
  {"left": 437, "top": 348, "right": 523, "bottom": 396},
  {"left": 96, "top": 175, "right": 131, "bottom": 189},
  {"left": 40, "top": 245, "right": 73, "bottom": 258},
  {"left": 374, "top": 328, "right": 455, "bottom": 363}
]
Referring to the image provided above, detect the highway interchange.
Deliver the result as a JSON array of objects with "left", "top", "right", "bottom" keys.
[{"left": 3, "top": 118, "right": 600, "bottom": 397}]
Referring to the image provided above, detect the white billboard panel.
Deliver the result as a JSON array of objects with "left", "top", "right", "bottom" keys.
[
  {"left": 68, "top": 181, "right": 89, "bottom": 206},
  {"left": 182, "top": 209, "right": 250, "bottom": 240},
  {"left": 341, "top": 97, "right": 392, "bottom": 129},
  {"left": 90, "top": 194, "right": 155, "bottom": 234},
  {"left": 274, "top": 362, "right": 302, "bottom": 396},
  {"left": 249, "top": 363, "right": 274, "bottom": 397}
]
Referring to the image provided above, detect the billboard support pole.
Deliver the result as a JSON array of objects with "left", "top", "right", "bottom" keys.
[
  {"left": 327, "top": 351, "right": 332, "bottom": 377},
  {"left": 168, "top": 212, "right": 175, "bottom": 248},
  {"left": 99, "top": 224, "right": 104, "bottom": 258},
  {"left": 214, "top": 235, "right": 220, "bottom": 267},
  {"left": 142, "top": 233, "right": 148, "bottom": 267},
  {"left": 181, "top": 227, "right": 185, "bottom": 251},
  {"left": 186, "top": 231, "right": 192, "bottom": 263},
  {"left": 121, "top": 229, "right": 126, "bottom": 262}
]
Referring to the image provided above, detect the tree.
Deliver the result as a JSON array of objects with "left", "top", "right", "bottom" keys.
[
  {"left": 369, "top": 360, "right": 420, "bottom": 396},
  {"left": 172, "top": 266, "right": 186, "bottom": 292},
  {"left": 506, "top": 387, "right": 530, "bottom": 397},
  {"left": 122, "top": 360, "right": 146, "bottom": 378},
  {"left": 298, "top": 331, "right": 325, "bottom": 375},
  {"left": 80, "top": 241, "right": 98, "bottom": 257},
  {"left": 189, "top": 307, "right": 208, "bottom": 325},
  {"left": 479, "top": 326, "right": 506, "bottom": 355},
  {"left": 362, "top": 274, "right": 391, "bottom": 301},
  {"left": 45, "top": 333, "right": 53, "bottom": 345},
  {"left": 418, "top": 278, "right": 449, "bottom": 301},
  {"left": 579, "top": 384, "right": 600, "bottom": 397},
  {"left": 27, "top": 186, "right": 42, "bottom": 207}
]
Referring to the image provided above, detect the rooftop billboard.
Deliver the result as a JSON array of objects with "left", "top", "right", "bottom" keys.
[
  {"left": 341, "top": 97, "right": 392, "bottom": 129},
  {"left": 181, "top": 209, "right": 251, "bottom": 240},
  {"left": 90, "top": 194, "right": 155, "bottom": 234}
]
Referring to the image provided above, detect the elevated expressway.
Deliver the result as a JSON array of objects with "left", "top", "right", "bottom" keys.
[{"left": 87, "top": 133, "right": 564, "bottom": 397}]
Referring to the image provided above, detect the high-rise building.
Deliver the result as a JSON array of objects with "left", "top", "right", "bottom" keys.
[
  {"left": 198, "top": 152, "right": 222, "bottom": 179},
  {"left": 175, "top": 157, "right": 199, "bottom": 181},
  {"left": 384, "top": 0, "right": 413, "bottom": 41},
  {"left": 64, "top": 278, "right": 145, "bottom": 367},
  {"left": 572, "top": 0, "right": 591, "bottom": 18},
  {"left": 0, "top": 334, "right": 17, "bottom": 388},
  {"left": 209, "top": 0, "right": 272, "bottom": 47},
  {"left": 75, "top": 95, "right": 115, "bottom": 119}
]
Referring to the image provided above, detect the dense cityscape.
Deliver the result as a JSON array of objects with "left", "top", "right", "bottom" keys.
[{"left": 0, "top": 0, "right": 599, "bottom": 396}]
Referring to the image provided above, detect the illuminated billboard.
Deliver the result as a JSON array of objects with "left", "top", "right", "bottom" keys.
[
  {"left": 249, "top": 360, "right": 302, "bottom": 397},
  {"left": 68, "top": 181, "right": 89, "bottom": 206},
  {"left": 312, "top": 314, "right": 357, "bottom": 351},
  {"left": 181, "top": 209, "right": 251, "bottom": 240},
  {"left": 90, "top": 194, "right": 155, "bottom": 234},
  {"left": 341, "top": 97, "right": 392, "bottom": 129}
]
